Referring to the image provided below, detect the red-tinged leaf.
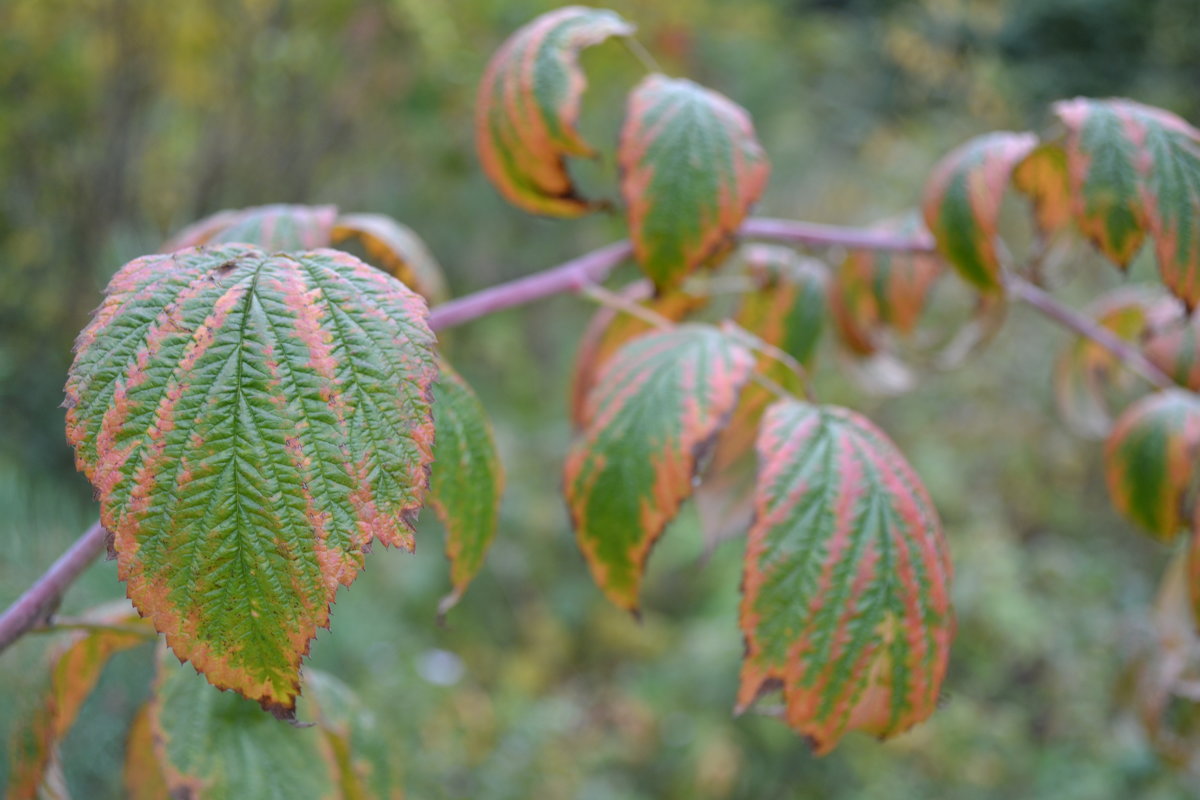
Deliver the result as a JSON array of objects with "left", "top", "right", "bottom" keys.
[
  {"left": 431, "top": 360, "right": 505, "bottom": 616},
  {"left": 1012, "top": 143, "right": 1074, "bottom": 235},
  {"left": 64, "top": 245, "right": 438, "bottom": 716},
  {"left": 830, "top": 216, "right": 943, "bottom": 356},
  {"left": 332, "top": 212, "right": 449, "bottom": 304},
  {"left": 1105, "top": 389, "right": 1200, "bottom": 541},
  {"left": 1054, "top": 286, "right": 1178, "bottom": 438},
  {"left": 9, "top": 603, "right": 153, "bottom": 800},
  {"left": 569, "top": 282, "right": 706, "bottom": 427},
  {"left": 1053, "top": 98, "right": 1200, "bottom": 307},
  {"left": 619, "top": 74, "right": 770, "bottom": 291},
  {"left": 124, "top": 706, "right": 169, "bottom": 800},
  {"left": 922, "top": 131, "right": 1038, "bottom": 291},
  {"left": 733, "top": 245, "right": 828, "bottom": 369},
  {"left": 1143, "top": 301, "right": 1200, "bottom": 392},
  {"left": 163, "top": 204, "right": 338, "bottom": 252},
  {"left": 475, "top": 6, "right": 635, "bottom": 217},
  {"left": 738, "top": 400, "right": 953, "bottom": 754},
  {"left": 565, "top": 324, "right": 756, "bottom": 612}
]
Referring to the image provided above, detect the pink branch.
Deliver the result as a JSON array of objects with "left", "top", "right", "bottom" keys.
[{"left": 0, "top": 216, "right": 1171, "bottom": 653}]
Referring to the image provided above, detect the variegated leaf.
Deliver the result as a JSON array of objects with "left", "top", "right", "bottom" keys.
[
  {"left": 829, "top": 216, "right": 942, "bottom": 356},
  {"left": 64, "top": 245, "right": 438, "bottom": 716},
  {"left": 1105, "top": 389, "right": 1200, "bottom": 541},
  {"left": 619, "top": 74, "right": 770, "bottom": 291},
  {"left": 1054, "top": 286, "right": 1178, "bottom": 438},
  {"left": 332, "top": 212, "right": 449, "bottom": 304},
  {"left": 8, "top": 604, "right": 153, "bottom": 800},
  {"left": 1012, "top": 143, "right": 1074, "bottom": 236},
  {"left": 922, "top": 132, "right": 1038, "bottom": 291},
  {"left": 733, "top": 245, "right": 827, "bottom": 369},
  {"left": 1143, "top": 303, "right": 1200, "bottom": 392},
  {"left": 565, "top": 324, "right": 756, "bottom": 612},
  {"left": 124, "top": 706, "right": 170, "bottom": 800},
  {"left": 163, "top": 204, "right": 338, "bottom": 252},
  {"left": 738, "top": 400, "right": 953, "bottom": 754},
  {"left": 1051, "top": 98, "right": 1200, "bottom": 308},
  {"left": 569, "top": 282, "right": 705, "bottom": 427},
  {"left": 475, "top": 6, "right": 635, "bottom": 217},
  {"left": 431, "top": 360, "right": 505, "bottom": 615}
]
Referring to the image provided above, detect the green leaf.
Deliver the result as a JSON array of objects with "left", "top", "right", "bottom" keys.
[
  {"left": 1105, "top": 389, "right": 1200, "bottom": 541},
  {"left": 1143, "top": 303, "right": 1200, "bottom": 392},
  {"left": 1051, "top": 98, "right": 1200, "bottom": 308},
  {"left": 733, "top": 245, "right": 828, "bottom": 369},
  {"left": 619, "top": 74, "right": 770, "bottom": 292},
  {"left": 8, "top": 603, "right": 153, "bottom": 800},
  {"left": 475, "top": 6, "right": 635, "bottom": 217},
  {"left": 738, "top": 400, "right": 953, "bottom": 754},
  {"left": 564, "top": 324, "right": 756, "bottom": 612},
  {"left": 64, "top": 244, "right": 438, "bottom": 716},
  {"left": 922, "top": 131, "right": 1038, "bottom": 291},
  {"left": 332, "top": 212, "right": 449, "bottom": 304},
  {"left": 829, "top": 215, "right": 943, "bottom": 356},
  {"left": 430, "top": 360, "right": 505, "bottom": 615},
  {"left": 164, "top": 204, "right": 339, "bottom": 252},
  {"left": 1054, "top": 286, "right": 1178, "bottom": 438},
  {"left": 569, "top": 283, "right": 706, "bottom": 427}
]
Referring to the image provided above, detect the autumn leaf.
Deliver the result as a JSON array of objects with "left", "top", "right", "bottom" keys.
[
  {"left": 619, "top": 74, "right": 770, "bottom": 291},
  {"left": 1048, "top": 98, "right": 1200, "bottom": 308},
  {"left": 732, "top": 244, "right": 827, "bottom": 369},
  {"left": 64, "top": 244, "right": 438, "bottom": 716},
  {"left": 8, "top": 603, "right": 153, "bottom": 800},
  {"left": 1142, "top": 303, "right": 1200, "bottom": 392},
  {"left": 430, "top": 360, "right": 505, "bottom": 615},
  {"left": 1105, "top": 389, "right": 1200, "bottom": 541},
  {"left": 475, "top": 6, "right": 635, "bottom": 217},
  {"left": 163, "top": 204, "right": 338, "bottom": 252},
  {"left": 332, "top": 212, "right": 449, "bottom": 304},
  {"left": 565, "top": 324, "right": 756, "bottom": 612},
  {"left": 922, "top": 131, "right": 1038, "bottom": 291},
  {"left": 738, "top": 400, "right": 953, "bottom": 754}
]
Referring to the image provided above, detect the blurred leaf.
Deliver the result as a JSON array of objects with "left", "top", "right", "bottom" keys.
[
  {"left": 922, "top": 131, "right": 1038, "bottom": 291},
  {"left": 732, "top": 244, "right": 828, "bottom": 369},
  {"left": 332, "top": 213, "right": 449, "bottom": 304},
  {"left": 474, "top": 6, "right": 634, "bottom": 217},
  {"left": 431, "top": 360, "right": 505, "bottom": 616},
  {"left": 164, "top": 204, "right": 339, "bottom": 252},
  {"left": 1143, "top": 303, "right": 1200, "bottom": 392},
  {"left": 123, "top": 706, "right": 168, "bottom": 800},
  {"left": 1012, "top": 143, "right": 1073, "bottom": 236},
  {"left": 565, "top": 324, "right": 755, "bottom": 613},
  {"left": 64, "top": 245, "right": 437, "bottom": 715},
  {"left": 9, "top": 603, "right": 153, "bottom": 800},
  {"left": 738, "top": 400, "right": 952, "bottom": 755},
  {"left": 619, "top": 74, "right": 769, "bottom": 291},
  {"left": 1104, "top": 389, "right": 1200, "bottom": 541}
]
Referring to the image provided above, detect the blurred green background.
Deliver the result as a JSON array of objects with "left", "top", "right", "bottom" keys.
[{"left": 3, "top": 0, "right": 1200, "bottom": 797}]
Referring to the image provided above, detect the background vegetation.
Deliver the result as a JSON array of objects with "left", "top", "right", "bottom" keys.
[{"left": 2, "top": 0, "right": 1200, "bottom": 796}]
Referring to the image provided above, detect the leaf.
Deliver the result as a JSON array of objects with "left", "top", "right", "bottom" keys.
[
  {"left": 738, "top": 400, "right": 953, "bottom": 754},
  {"left": 1012, "top": 143, "right": 1074, "bottom": 236},
  {"left": 921, "top": 131, "right": 1038, "bottom": 291},
  {"left": 64, "top": 244, "right": 438, "bottom": 716},
  {"left": 569, "top": 282, "right": 706, "bottom": 427},
  {"left": 164, "top": 204, "right": 339, "bottom": 252},
  {"left": 1053, "top": 286, "right": 1177, "bottom": 438},
  {"left": 733, "top": 244, "right": 828, "bottom": 369},
  {"left": 829, "top": 216, "right": 943, "bottom": 356},
  {"left": 1143, "top": 303, "right": 1200, "bottom": 392},
  {"left": 430, "top": 360, "right": 505, "bottom": 615},
  {"left": 564, "top": 324, "right": 756, "bottom": 612},
  {"left": 475, "top": 6, "right": 635, "bottom": 217},
  {"left": 1051, "top": 98, "right": 1200, "bottom": 308},
  {"left": 8, "top": 603, "right": 153, "bottom": 800},
  {"left": 124, "top": 706, "right": 169, "bottom": 800},
  {"left": 1105, "top": 389, "right": 1200, "bottom": 541},
  {"left": 619, "top": 74, "right": 771, "bottom": 292},
  {"left": 332, "top": 212, "right": 449, "bottom": 304}
]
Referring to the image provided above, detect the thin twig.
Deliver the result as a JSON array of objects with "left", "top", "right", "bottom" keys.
[
  {"left": 579, "top": 282, "right": 674, "bottom": 329},
  {"left": 28, "top": 619, "right": 156, "bottom": 640},
  {"left": 621, "top": 37, "right": 662, "bottom": 74},
  {"left": 725, "top": 322, "right": 816, "bottom": 402}
]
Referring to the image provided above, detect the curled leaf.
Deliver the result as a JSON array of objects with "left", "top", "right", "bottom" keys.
[
  {"left": 332, "top": 213, "right": 449, "bottom": 304},
  {"left": 1143, "top": 303, "right": 1200, "bottom": 392},
  {"left": 431, "top": 360, "right": 505, "bottom": 616},
  {"left": 1012, "top": 143, "right": 1074, "bottom": 236},
  {"left": 475, "top": 6, "right": 635, "bottom": 217},
  {"left": 163, "top": 204, "right": 338, "bottom": 252},
  {"left": 921, "top": 131, "right": 1038, "bottom": 291},
  {"left": 565, "top": 324, "right": 756, "bottom": 612},
  {"left": 1051, "top": 98, "right": 1200, "bottom": 308},
  {"left": 733, "top": 244, "right": 828, "bottom": 369},
  {"left": 65, "top": 245, "right": 438, "bottom": 715},
  {"left": 1105, "top": 389, "right": 1200, "bottom": 540},
  {"left": 620, "top": 74, "right": 770, "bottom": 291},
  {"left": 738, "top": 400, "right": 953, "bottom": 754}
]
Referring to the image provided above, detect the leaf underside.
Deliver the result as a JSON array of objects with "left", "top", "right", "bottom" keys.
[
  {"left": 619, "top": 74, "right": 770, "bottom": 292},
  {"left": 739, "top": 400, "right": 953, "bottom": 754},
  {"left": 64, "top": 244, "right": 438, "bottom": 715},
  {"left": 475, "top": 5, "right": 635, "bottom": 217},
  {"left": 565, "top": 324, "right": 756, "bottom": 612}
]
